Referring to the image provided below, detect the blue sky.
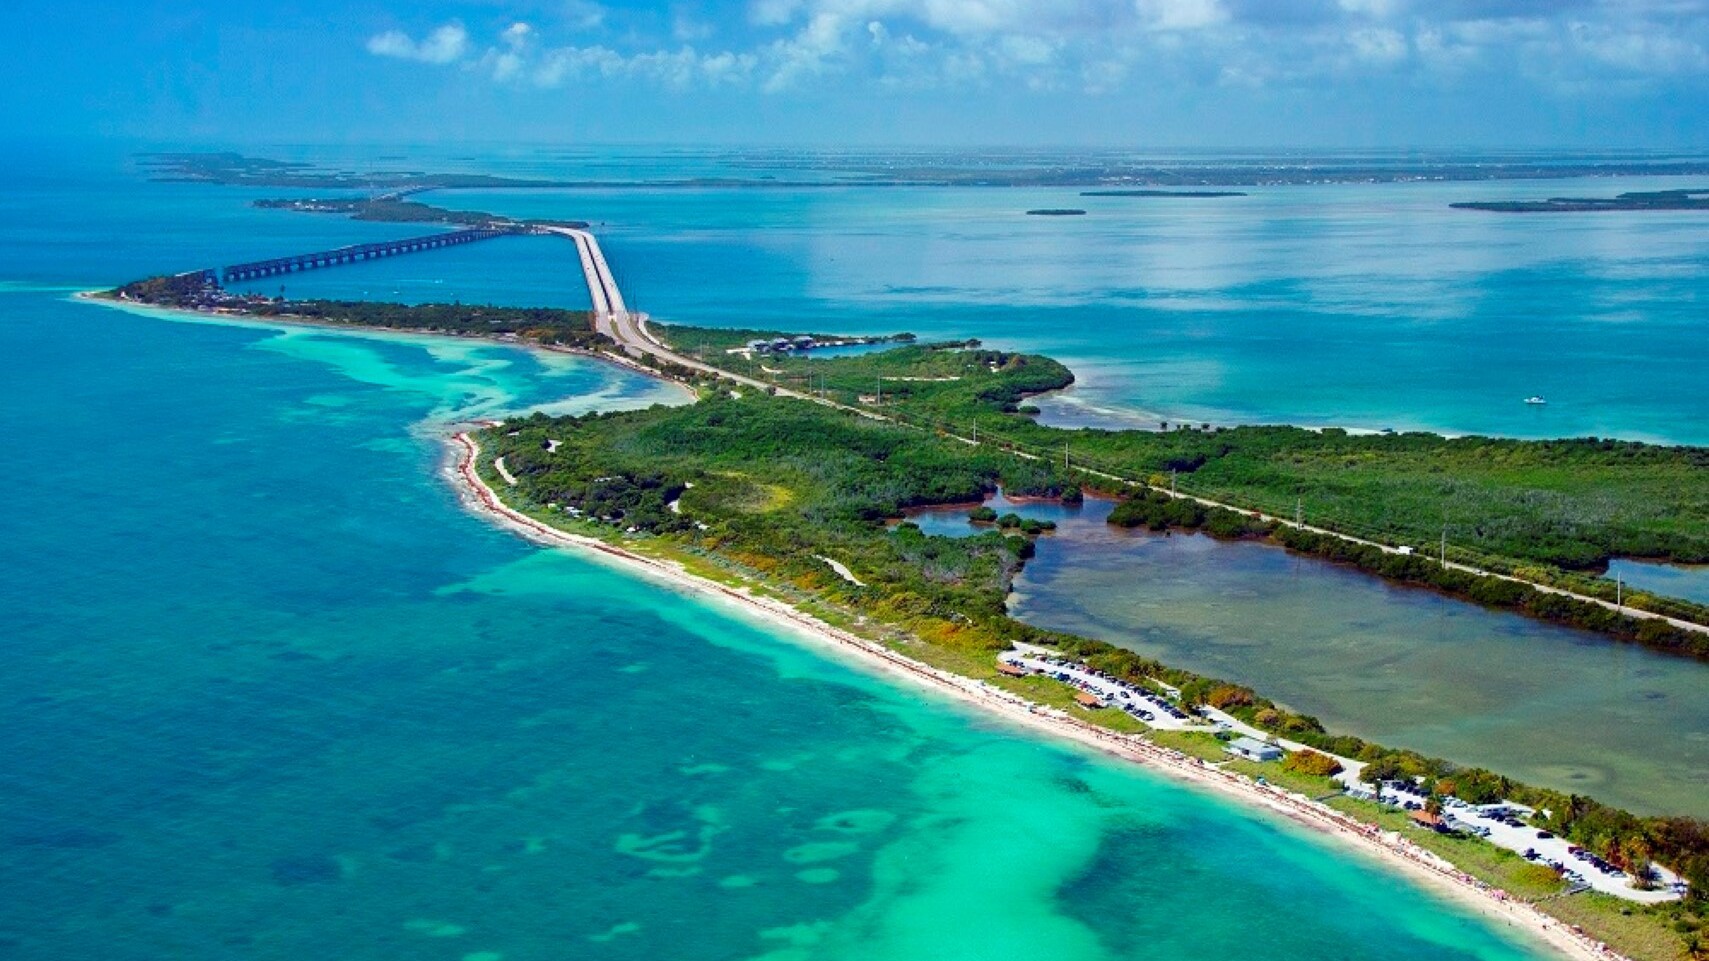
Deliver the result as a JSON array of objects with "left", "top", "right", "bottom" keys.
[{"left": 4, "top": 0, "right": 1706, "bottom": 147}]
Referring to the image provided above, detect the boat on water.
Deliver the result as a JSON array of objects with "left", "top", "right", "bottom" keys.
[{"left": 1524, "top": 396, "right": 1547, "bottom": 405}]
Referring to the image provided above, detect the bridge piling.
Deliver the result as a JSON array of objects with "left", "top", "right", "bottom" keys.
[{"left": 219, "top": 228, "right": 505, "bottom": 285}]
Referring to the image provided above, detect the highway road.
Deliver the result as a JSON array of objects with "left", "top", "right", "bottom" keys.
[{"left": 548, "top": 226, "right": 1708, "bottom": 640}]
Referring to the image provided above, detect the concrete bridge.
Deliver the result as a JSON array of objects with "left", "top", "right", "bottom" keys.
[
  {"left": 219, "top": 228, "right": 506, "bottom": 284},
  {"left": 545, "top": 226, "right": 634, "bottom": 348}
]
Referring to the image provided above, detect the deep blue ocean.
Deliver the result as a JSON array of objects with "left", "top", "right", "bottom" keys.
[{"left": 5, "top": 142, "right": 1702, "bottom": 959}]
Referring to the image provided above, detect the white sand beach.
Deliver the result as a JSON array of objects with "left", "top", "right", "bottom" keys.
[{"left": 448, "top": 429, "right": 1631, "bottom": 961}]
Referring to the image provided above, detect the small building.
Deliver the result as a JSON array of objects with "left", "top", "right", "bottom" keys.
[
  {"left": 1409, "top": 810, "right": 1448, "bottom": 832},
  {"left": 1224, "top": 736, "right": 1284, "bottom": 763},
  {"left": 792, "top": 336, "right": 815, "bottom": 349},
  {"left": 746, "top": 340, "right": 771, "bottom": 353},
  {"left": 1074, "top": 691, "right": 1107, "bottom": 709},
  {"left": 997, "top": 662, "right": 1030, "bottom": 678}
]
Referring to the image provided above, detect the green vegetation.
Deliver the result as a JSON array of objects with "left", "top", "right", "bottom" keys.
[
  {"left": 143, "top": 152, "right": 578, "bottom": 191},
  {"left": 1271, "top": 526, "right": 1709, "bottom": 659},
  {"left": 1225, "top": 758, "right": 1345, "bottom": 798},
  {"left": 106, "top": 277, "right": 606, "bottom": 350},
  {"left": 1453, "top": 188, "right": 1709, "bottom": 213},
  {"left": 479, "top": 367, "right": 1709, "bottom": 939},
  {"left": 107, "top": 261, "right": 1709, "bottom": 954},
  {"left": 1282, "top": 749, "right": 1344, "bottom": 778},
  {"left": 1105, "top": 490, "right": 1709, "bottom": 659},
  {"left": 252, "top": 196, "right": 588, "bottom": 230},
  {"left": 654, "top": 323, "right": 917, "bottom": 356},
  {"left": 655, "top": 325, "right": 1709, "bottom": 641},
  {"left": 111, "top": 273, "right": 212, "bottom": 304},
  {"left": 253, "top": 300, "right": 604, "bottom": 347}
]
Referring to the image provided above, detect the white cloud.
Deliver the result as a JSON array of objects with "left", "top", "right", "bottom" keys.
[
  {"left": 563, "top": 1, "right": 608, "bottom": 31},
  {"left": 364, "top": 0, "right": 1709, "bottom": 99},
  {"left": 1347, "top": 26, "right": 1407, "bottom": 63},
  {"left": 489, "top": 51, "right": 526, "bottom": 80},
  {"left": 533, "top": 44, "right": 759, "bottom": 89},
  {"left": 1135, "top": 0, "right": 1226, "bottom": 31},
  {"left": 366, "top": 22, "right": 470, "bottom": 65},
  {"left": 674, "top": 11, "right": 717, "bottom": 42},
  {"left": 1569, "top": 20, "right": 1709, "bottom": 72}
]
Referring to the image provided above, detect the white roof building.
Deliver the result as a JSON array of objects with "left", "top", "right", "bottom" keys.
[{"left": 1225, "top": 736, "right": 1284, "bottom": 763}]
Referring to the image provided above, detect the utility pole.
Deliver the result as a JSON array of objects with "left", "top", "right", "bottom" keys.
[
  {"left": 1616, "top": 574, "right": 1623, "bottom": 611},
  {"left": 1064, "top": 446, "right": 1070, "bottom": 470},
  {"left": 1295, "top": 497, "right": 1303, "bottom": 527},
  {"left": 1440, "top": 526, "right": 1448, "bottom": 565}
]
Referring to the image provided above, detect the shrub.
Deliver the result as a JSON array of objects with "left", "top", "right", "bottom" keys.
[
  {"left": 1207, "top": 684, "right": 1256, "bottom": 709},
  {"left": 1282, "top": 750, "right": 1344, "bottom": 778}
]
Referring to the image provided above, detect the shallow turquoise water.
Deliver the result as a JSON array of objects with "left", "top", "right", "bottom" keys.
[
  {"left": 0, "top": 153, "right": 1559, "bottom": 960},
  {"left": 437, "top": 172, "right": 1709, "bottom": 444},
  {"left": 0, "top": 291, "right": 1554, "bottom": 961}
]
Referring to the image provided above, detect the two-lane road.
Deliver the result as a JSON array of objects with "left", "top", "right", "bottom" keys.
[{"left": 546, "top": 225, "right": 1707, "bottom": 640}]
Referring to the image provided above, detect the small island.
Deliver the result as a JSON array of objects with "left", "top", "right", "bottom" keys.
[
  {"left": 253, "top": 195, "right": 587, "bottom": 230},
  {"left": 1452, "top": 188, "right": 1709, "bottom": 212},
  {"left": 1026, "top": 208, "right": 1086, "bottom": 216}
]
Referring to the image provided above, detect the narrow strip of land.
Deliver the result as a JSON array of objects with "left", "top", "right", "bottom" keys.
[
  {"left": 548, "top": 227, "right": 1707, "bottom": 640},
  {"left": 449, "top": 430, "right": 1636, "bottom": 961}
]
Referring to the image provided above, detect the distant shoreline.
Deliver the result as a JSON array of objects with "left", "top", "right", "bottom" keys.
[{"left": 1081, "top": 189, "right": 1247, "bottom": 198}]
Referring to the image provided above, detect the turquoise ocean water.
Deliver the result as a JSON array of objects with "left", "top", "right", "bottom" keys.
[
  {"left": 434, "top": 173, "right": 1708, "bottom": 445},
  {"left": 0, "top": 144, "right": 1691, "bottom": 959},
  {"left": 202, "top": 145, "right": 1709, "bottom": 444}
]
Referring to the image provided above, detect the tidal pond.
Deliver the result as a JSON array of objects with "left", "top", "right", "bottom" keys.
[{"left": 908, "top": 493, "right": 1709, "bottom": 818}]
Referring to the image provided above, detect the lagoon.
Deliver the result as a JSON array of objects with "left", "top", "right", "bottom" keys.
[
  {"left": 1607, "top": 559, "right": 1709, "bottom": 608},
  {"left": 907, "top": 495, "right": 1709, "bottom": 818}
]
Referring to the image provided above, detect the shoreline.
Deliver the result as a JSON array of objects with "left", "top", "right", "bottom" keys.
[
  {"left": 80, "top": 284, "right": 1649, "bottom": 960},
  {"left": 71, "top": 291, "right": 698, "bottom": 402},
  {"left": 447, "top": 428, "right": 1629, "bottom": 961}
]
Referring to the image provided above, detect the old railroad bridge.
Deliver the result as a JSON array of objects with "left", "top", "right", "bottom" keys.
[{"left": 205, "top": 227, "right": 508, "bottom": 284}]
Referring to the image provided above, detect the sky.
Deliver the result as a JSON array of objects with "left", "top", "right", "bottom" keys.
[{"left": 2, "top": 0, "right": 1706, "bottom": 148}]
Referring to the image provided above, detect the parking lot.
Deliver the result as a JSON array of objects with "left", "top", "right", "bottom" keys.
[
  {"left": 998, "top": 652, "right": 1199, "bottom": 731},
  {"left": 1364, "top": 783, "right": 1685, "bottom": 903}
]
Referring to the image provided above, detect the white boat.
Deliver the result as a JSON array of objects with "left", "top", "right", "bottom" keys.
[{"left": 1524, "top": 396, "right": 1547, "bottom": 405}]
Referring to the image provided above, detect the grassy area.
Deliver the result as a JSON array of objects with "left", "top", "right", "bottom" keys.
[
  {"left": 1330, "top": 798, "right": 1574, "bottom": 899},
  {"left": 1142, "top": 729, "right": 1230, "bottom": 763},
  {"left": 652, "top": 326, "right": 1709, "bottom": 645},
  {"left": 1543, "top": 894, "right": 1700, "bottom": 961},
  {"left": 1223, "top": 758, "right": 1344, "bottom": 798},
  {"left": 656, "top": 325, "right": 1709, "bottom": 577},
  {"left": 656, "top": 323, "right": 917, "bottom": 355}
]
